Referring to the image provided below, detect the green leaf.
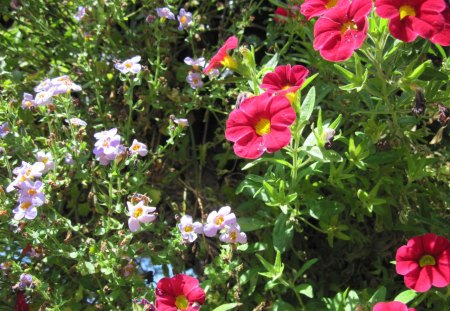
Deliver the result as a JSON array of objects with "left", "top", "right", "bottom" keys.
[
  {"left": 295, "top": 258, "right": 319, "bottom": 280},
  {"left": 333, "top": 64, "right": 354, "bottom": 81},
  {"left": 394, "top": 290, "right": 418, "bottom": 304},
  {"left": 212, "top": 303, "right": 242, "bottom": 311},
  {"left": 238, "top": 217, "right": 270, "bottom": 232},
  {"left": 368, "top": 286, "right": 386, "bottom": 305},
  {"left": 272, "top": 300, "right": 296, "bottom": 311},
  {"left": 299, "top": 86, "right": 315, "bottom": 125},
  {"left": 273, "top": 213, "right": 294, "bottom": 253},
  {"left": 296, "top": 283, "right": 314, "bottom": 298}
]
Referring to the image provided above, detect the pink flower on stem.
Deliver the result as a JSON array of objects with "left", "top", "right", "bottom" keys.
[
  {"left": 127, "top": 201, "right": 157, "bottom": 232},
  {"left": 373, "top": 301, "right": 416, "bottom": 311},
  {"left": 129, "top": 139, "right": 148, "bottom": 157},
  {"left": 13, "top": 200, "right": 38, "bottom": 220},
  {"left": 203, "top": 36, "right": 238, "bottom": 74},
  {"left": 203, "top": 206, "right": 237, "bottom": 237},
  {"left": 21, "top": 93, "right": 36, "bottom": 110},
  {"left": 115, "top": 56, "right": 142, "bottom": 74},
  {"left": 301, "top": 0, "right": 348, "bottom": 20},
  {"left": 178, "top": 215, "right": 203, "bottom": 243},
  {"left": 219, "top": 224, "right": 247, "bottom": 244},
  {"left": 430, "top": 7, "right": 450, "bottom": 46}
]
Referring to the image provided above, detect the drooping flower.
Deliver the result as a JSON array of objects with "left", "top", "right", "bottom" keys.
[
  {"left": 21, "top": 93, "right": 36, "bottom": 110},
  {"left": 219, "top": 224, "right": 247, "bottom": 244},
  {"left": 186, "top": 72, "right": 203, "bottom": 89},
  {"left": 155, "top": 274, "right": 206, "bottom": 311},
  {"left": 225, "top": 92, "right": 296, "bottom": 159},
  {"left": 203, "top": 206, "right": 237, "bottom": 237},
  {"left": 260, "top": 64, "right": 309, "bottom": 102},
  {"left": 36, "top": 151, "right": 54, "bottom": 173},
  {"left": 301, "top": 0, "right": 348, "bottom": 20},
  {"left": 50, "top": 75, "right": 82, "bottom": 95},
  {"left": 184, "top": 57, "right": 205, "bottom": 71},
  {"left": 129, "top": 139, "right": 148, "bottom": 157},
  {"left": 178, "top": 215, "right": 203, "bottom": 243},
  {"left": 396, "top": 233, "right": 450, "bottom": 292},
  {"left": 203, "top": 36, "right": 239, "bottom": 74},
  {"left": 127, "top": 201, "right": 157, "bottom": 232},
  {"left": 313, "top": 0, "right": 372, "bottom": 62},
  {"left": 373, "top": 301, "right": 416, "bottom": 311},
  {"left": 375, "top": 0, "right": 446, "bottom": 43},
  {"left": 0, "top": 122, "right": 10, "bottom": 138},
  {"left": 156, "top": 7, "right": 175, "bottom": 20},
  {"left": 177, "top": 9, "right": 193, "bottom": 30},
  {"left": 13, "top": 200, "right": 38, "bottom": 220},
  {"left": 115, "top": 56, "right": 142, "bottom": 74},
  {"left": 430, "top": 7, "right": 450, "bottom": 46},
  {"left": 74, "top": 6, "right": 86, "bottom": 21}
]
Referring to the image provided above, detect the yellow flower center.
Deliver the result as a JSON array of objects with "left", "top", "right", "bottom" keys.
[
  {"left": 193, "top": 64, "right": 199, "bottom": 71},
  {"left": 184, "top": 225, "right": 193, "bottom": 233},
  {"left": 341, "top": 21, "right": 357, "bottom": 34},
  {"left": 132, "top": 144, "right": 140, "bottom": 151},
  {"left": 255, "top": 118, "right": 271, "bottom": 136},
  {"left": 20, "top": 202, "right": 32, "bottom": 210},
  {"left": 180, "top": 16, "right": 188, "bottom": 24},
  {"left": 28, "top": 189, "right": 37, "bottom": 195},
  {"left": 125, "top": 62, "right": 132, "bottom": 69},
  {"left": 220, "top": 55, "right": 238, "bottom": 70},
  {"left": 133, "top": 207, "right": 143, "bottom": 218},
  {"left": 103, "top": 141, "right": 110, "bottom": 148},
  {"left": 282, "top": 85, "right": 292, "bottom": 91},
  {"left": 175, "top": 295, "right": 189, "bottom": 310},
  {"left": 326, "top": 0, "right": 338, "bottom": 9},
  {"left": 399, "top": 5, "right": 416, "bottom": 20},
  {"left": 286, "top": 92, "right": 296, "bottom": 104},
  {"left": 419, "top": 254, "right": 436, "bottom": 267},
  {"left": 215, "top": 215, "right": 224, "bottom": 226},
  {"left": 25, "top": 101, "right": 32, "bottom": 107},
  {"left": 230, "top": 231, "right": 237, "bottom": 242}
]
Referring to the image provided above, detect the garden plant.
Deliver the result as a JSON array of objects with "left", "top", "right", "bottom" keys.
[{"left": 0, "top": 0, "right": 449, "bottom": 310}]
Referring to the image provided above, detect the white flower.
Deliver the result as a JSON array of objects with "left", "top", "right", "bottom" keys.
[
  {"left": 115, "top": 56, "right": 142, "bottom": 74},
  {"left": 127, "top": 201, "right": 157, "bottom": 232},
  {"left": 129, "top": 139, "right": 148, "bottom": 156},
  {"left": 219, "top": 224, "right": 247, "bottom": 244},
  {"left": 178, "top": 215, "right": 203, "bottom": 243}
]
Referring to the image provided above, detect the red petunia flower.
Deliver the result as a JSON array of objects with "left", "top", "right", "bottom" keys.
[
  {"left": 203, "top": 36, "right": 238, "bottom": 74},
  {"left": 373, "top": 301, "right": 416, "bottom": 311},
  {"left": 301, "top": 0, "right": 348, "bottom": 20},
  {"left": 430, "top": 7, "right": 450, "bottom": 46},
  {"left": 313, "top": 0, "right": 372, "bottom": 62},
  {"left": 274, "top": 7, "right": 289, "bottom": 23},
  {"left": 225, "top": 92, "right": 296, "bottom": 159},
  {"left": 155, "top": 274, "right": 206, "bottom": 311},
  {"left": 375, "top": 0, "right": 446, "bottom": 43},
  {"left": 260, "top": 64, "right": 309, "bottom": 102},
  {"left": 396, "top": 233, "right": 450, "bottom": 292}
]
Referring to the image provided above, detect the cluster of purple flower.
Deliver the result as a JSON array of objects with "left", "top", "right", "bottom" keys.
[
  {"left": 6, "top": 152, "right": 54, "bottom": 221},
  {"left": 126, "top": 194, "right": 157, "bottom": 232},
  {"left": 93, "top": 128, "right": 148, "bottom": 166},
  {"left": 184, "top": 57, "right": 205, "bottom": 89},
  {"left": 155, "top": 7, "right": 192, "bottom": 31},
  {"left": 178, "top": 206, "right": 247, "bottom": 244},
  {"left": 0, "top": 121, "right": 10, "bottom": 138},
  {"left": 21, "top": 75, "right": 81, "bottom": 110}
]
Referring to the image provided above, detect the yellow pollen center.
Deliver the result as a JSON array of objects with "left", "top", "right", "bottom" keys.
[
  {"left": 28, "top": 189, "right": 37, "bottom": 195},
  {"left": 325, "top": 0, "right": 338, "bottom": 9},
  {"left": 175, "top": 295, "right": 189, "bottom": 310},
  {"left": 132, "top": 144, "right": 140, "bottom": 151},
  {"left": 399, "top": 5, "right": 416, "bottom": 20},
  {"left": 220, "top": 55, "right": 238, "bottom": 70},
  {"left": 184, "top": 225, "right": 193, "bottom": 233},
  {"left": 193, "top": 65, "right": 199, "bottom": 71},
  {"left": 133, "top": 207, "right": 143, "bottom": 218},
  {"left": 25, "top": 101, "right": 32, "bottom": 107},
  {"left": 42, "top": 157, "right": 48, "bottom": 164},
  {"left": 341, "top": 21, "right": 357, "bottom": 34},
  {"left": 255, "top": 118, "right": 271, "bottom": 136},
  {"left": 21, "top": 202, "right": 32, "bottom": 210},
  {"left": 20, "top": 175, "right": 27, "bottom": 182},
  {"left": 215, "top": 216, "right": 224, "bottom": 226},
  {"left": 230, "top": 231, "right": 237, "bottom": 241},
  {"left": 282, "top": 85, "right": 291, "bottom": 91},
  {"left": 419, "top": 254, "right": 436, "bottom": 267},
  {"left": 103, "top": 141, "right": 110, "bottom": 147},
  {"left": 125, "top": 63, "right": 132, "bottom": 69},
  {"left": 180, "top": 16, "right": 187, "bottom": 24}
]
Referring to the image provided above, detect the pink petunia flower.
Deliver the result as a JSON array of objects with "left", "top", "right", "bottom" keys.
[
  {"left": 301, "top": 0, "right": 348, "bottom": 20},
  {"left": 430, "top": 7, "right": 450, "bottom": 46},
  {"left": 155, "top": 274, "right": 206, "bottom": 311},
  {"left": 375, "top": 0, "right": 446, "bottom": 43},
  {"left": 203, "top": 206, "right": 237, "bottom": 237},
  {"left": 313, "top": 0, "right": 372, "bottom": 62},
  {"left": 373, "top": 301, "right": 416, "bottom": 311},
  {"left": 260, "top": 64, "right": 309, "bottom": 102},
  {"left": 225, "top": 92, "right": 296, "bottom": 159},
  {"left": 203, "top": 36, "right": 238, "bottom": 74},
  {"left": 396, "top": 233, "right": 450, "bottom": 292}
]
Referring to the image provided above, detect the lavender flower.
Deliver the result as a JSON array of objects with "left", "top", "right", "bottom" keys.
[
  {"left": 203, "top": 206, "right": 237, "bottom": 237},
  {"left": 173, "top": 117, "right": 189, "bottom": 128},
  {"left": 115, "top": 56, "right": 142, "bottom": 74},
  {"left": 129, "top": 139, "right": 148, "bottom": 157},
  {"left": 0, "top": 122, "right": 10, "bottom": 138},
  {"left": 156, "top": 7, "right": 175, "bottom": 20},
  {"left": 36, "top": 151, "right": 54, "bottom": 172},
  {"left": 177, "top": 9, "right": 192, "bottom": 30},
  {"left": 34, "top": 91, "right": 52, "bottom": 106},
  {"left": 66, "top": 117, "right": 87, "bottom": 127},
  {"left": 178, "top": 215, "right": 203, "bottom": 243},
  {"left": 186, "top": 72, "right": 203, "bottom": 89},
  {"left": 21, "top": 93, "right": 36, "bottom": 109},
  {"left": 19, "top": 180, "right": 45, "bottom": 206},
  {"left": 19, "top": 273, "right": 33, "bottom": 289},
  {"left": 34, "top": 79, "right": 52, "bottom": 92},
  {"left": 207, "top": 68, "right": 220, "bottom": 79},
  {"left": 219, "top": 224, "right": 247, "bottom": 244},
  {"left": 127, "top": 201, "right": 157, "bottom": 232},
  {"left": 93, "top": 128, "right": 123, "bottom": 165},
  {"left": 13, "top": 200, "right": 38, "bottom": 220},
  {"left": 64, "top": 153, "right": 75, "bottom": 165},
  {"left": 74, "top": 6, "right": 86, "bottom": 21},
  {"left": 50, "top": 75, "right": 82, "bottom": 95},
  {"left": 184, "top": 57, "right": 205, "bottom": 71}
]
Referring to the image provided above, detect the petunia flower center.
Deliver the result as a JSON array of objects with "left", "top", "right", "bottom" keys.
[
  {"left": 282, "top": 85, "right": 292, "bottom": 91},
  {"left": 20, "top": 202, "right": 32, "bottom": 210},
  {"left": 341, "top": 21, "right": 357, "bottom": 34},
  {"left": 399, "top": 5, "right": 416, "bottom": 20},
  {"left": 215, "top": 215, "right": 224, "bottom": 226},
  {"left": 41, "top": 157, "right": 48, "bottom": 164},
  {"left": 325, "top": 0, "right": 338, "bottom": 9},
  {"left": 220, "top": 55, "right": 238, "bottom": 70},
  {"left": 184, "top": 225, "right": 193, "bottom": 233},
  {"left": 25, "top": 101, "right": 32, "bottom": 107},
  {"left": 255, "top": 118, "right": 271, "bottom": 136},
  {"left": 419, "top": 254, "right": 436, "bottom": 267},
  {"left": 175, "top": 294, "right": 189, "bottom": 310},
  {"left": 133, "top": 207, "right": 143, "bottom": 218}
]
